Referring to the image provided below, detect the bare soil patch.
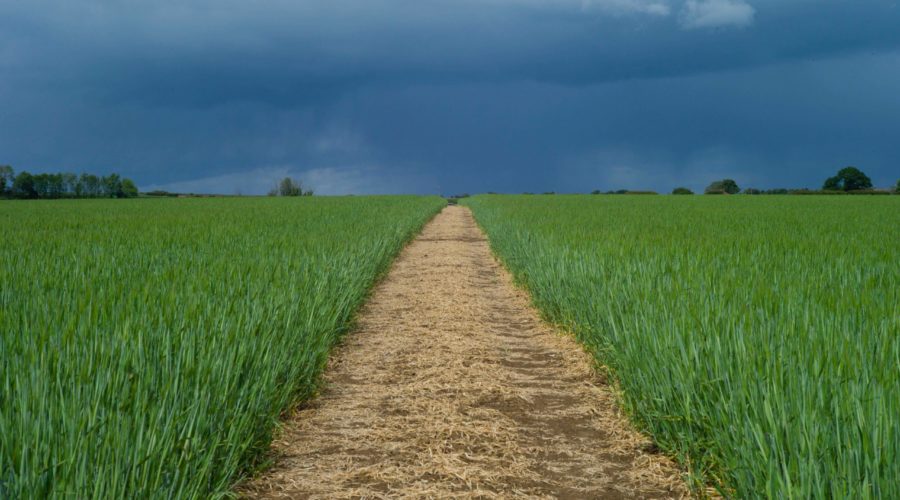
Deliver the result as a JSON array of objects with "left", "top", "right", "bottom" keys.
[{"left": 241, "top": 206, "right": 687, "bottom": 499}]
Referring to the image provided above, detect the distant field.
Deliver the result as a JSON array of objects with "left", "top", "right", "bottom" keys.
[
  {"left": 0, "top": 196, "right": 444, "bottom": 497},
  {"left": 462, "top": 195, "right": 900, "bottom": 497}
]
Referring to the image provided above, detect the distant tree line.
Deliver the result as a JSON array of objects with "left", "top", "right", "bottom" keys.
[
  {"left": 671, "top": 167, "right": 897, "bottom": 196},
  {"left": 581, "top": 166, "right": 898, "bottom": 196},
  {"left": 268, "top": 177, "right": 313, "bottom": 197},
  {"left": 0, "top": 165, "right": 138, "bottom": 199}
]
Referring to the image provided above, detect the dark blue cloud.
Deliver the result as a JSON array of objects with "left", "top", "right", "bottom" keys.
[{"left": 1, "top": 0, "right": 898, "bottom": 194}]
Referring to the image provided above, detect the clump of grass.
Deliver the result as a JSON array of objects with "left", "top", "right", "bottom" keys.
[
  {"left": 0, "top": 195, "right": 444, "bottom": 498},
  {"left": 462, "top": 194, "right": 900, "bottom": 498}
]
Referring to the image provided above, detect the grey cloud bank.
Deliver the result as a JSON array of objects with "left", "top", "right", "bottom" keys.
[{"left": 1, "top": 0, "right": 898, "bottom": 194}]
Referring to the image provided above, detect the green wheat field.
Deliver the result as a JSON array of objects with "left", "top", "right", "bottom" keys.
[
  {"left": 462, "top": 195, "right": 899, "bottom": 498},
  {"left": 0, "top": 196, "right": 445, "bottom": 497},
  {"left": 2, "top": 195, "right": 899, "bottom": 498}
]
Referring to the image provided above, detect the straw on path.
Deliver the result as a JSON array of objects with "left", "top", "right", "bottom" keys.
[{"left": 242, "top": 205, "right": 687, "bottom": 499}]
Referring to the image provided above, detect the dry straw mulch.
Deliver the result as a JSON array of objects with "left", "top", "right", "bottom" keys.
[{"left": 240, "top": 206, "right": 688, "bottom": 499}]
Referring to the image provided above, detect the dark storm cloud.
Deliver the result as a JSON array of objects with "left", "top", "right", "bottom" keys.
[{"left": 1, "top": 0, "right": 898, "bottom": 194}]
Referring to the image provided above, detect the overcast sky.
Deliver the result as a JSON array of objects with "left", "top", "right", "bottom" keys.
[{"left": 1, "top": 0, "right": 899, "bottom": 194}]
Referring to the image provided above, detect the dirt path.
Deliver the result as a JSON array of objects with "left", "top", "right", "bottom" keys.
[{"left": 243, "top": 206, "right": 686, "bottom": 499}]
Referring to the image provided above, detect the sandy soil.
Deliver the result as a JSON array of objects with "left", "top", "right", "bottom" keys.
[{"left": 241, "top": 206, "right": 687, "bottom": 499}]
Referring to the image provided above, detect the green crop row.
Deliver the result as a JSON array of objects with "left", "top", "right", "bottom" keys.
[
  {"left": 462, "top": 195, "right": 900, "bottom": 498},
  {"left": 0, "top": 196, "right": 444, "bottom": 498}
]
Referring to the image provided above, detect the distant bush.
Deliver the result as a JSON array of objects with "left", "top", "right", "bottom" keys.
[
  {"left": 672, "top": 187, "right": 693, "bottom": 195},
  {"left": 145, "top": 190, "right": 178, "bottom": 197},
  {"left": 895, "top": 179, "right": 900, "bottom": 194},
  {"left": 705, "top": 179, "right": 740, "bottom": 195},
  {"left": 268, "top": 177, "right": 313, "bottom": 197}
]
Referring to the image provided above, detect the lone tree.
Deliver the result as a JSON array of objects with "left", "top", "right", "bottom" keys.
[
  {"left": 823, "top": 166, "right": 872, "bottom": 191},
  {"left": 270, "top": 177, "right": 313, "bottom": 197},
  {"left": 705, "top": 179, "right": 740, "bottom": 194},
  {"left": 895, "top": 179, "right": 900, "bottom": 194},
  {"left": 672, "top": 187, "right": 693, "bottom": 195}
]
